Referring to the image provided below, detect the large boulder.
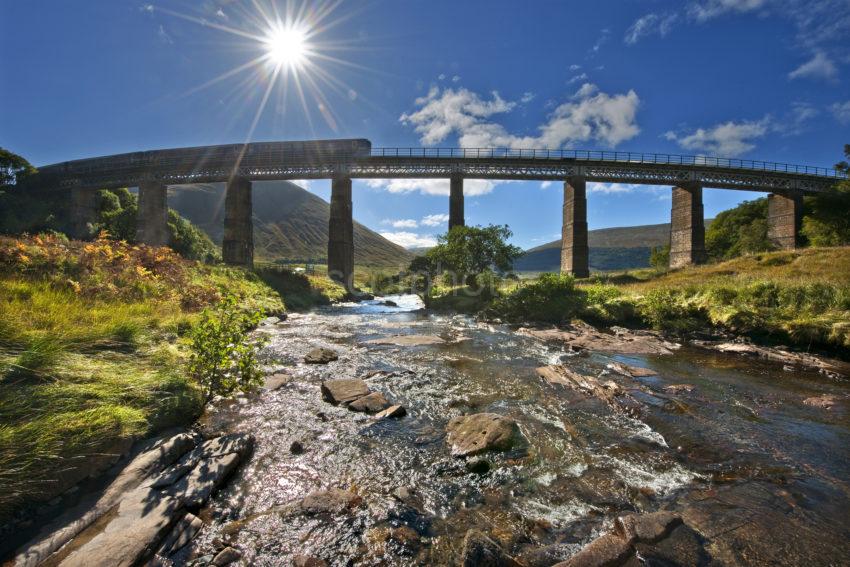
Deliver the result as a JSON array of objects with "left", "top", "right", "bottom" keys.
[
  {"left": 348, "top": 391, "right": 391, "bottom": 414},
  {"left": 320, "top": 379, "right": 370, "bottom": 405},
  {"left": 446, "top": 413, "right": 522, "bottom": 457},
  {"left": 304, "top": 348, "right": 339, "bottom": 364}
]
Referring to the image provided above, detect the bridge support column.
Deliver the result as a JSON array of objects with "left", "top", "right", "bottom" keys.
[
  {"left": 223, "top": 176, "right": 253, "bottom": 266},
  {"left": 560, "top": 176, "right": 589, "bottom": 278},
  {"left": 767, "top": 191, "right": 803, "bottom": 250},
  {"left": 449, "top": 174, "right": 464, "bottom": 231},
  {"left": 70, "top": 187, "right": 98, "bottom": 240},
  {"left": 136, "top": 181, "right": 169, "bottom": 246},
  {"left": 328, "top": 175, "right": 354, "bottom": 289},
  {"left": 669, "top": 183, "right": 706, "bottom": 269}
]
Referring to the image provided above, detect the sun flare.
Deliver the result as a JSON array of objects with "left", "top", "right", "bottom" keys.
[{"left": 264, "top": 26, "right": 308, "bottom": 69}]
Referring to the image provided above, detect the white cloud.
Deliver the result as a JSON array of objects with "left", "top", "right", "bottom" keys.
[
  {"left": 215, "top": 8, "right": 227, "bottom": 19},
  {"left": 141, "top": 4, "right": 154, "bottom": 13},
  {"left": 452, "top": 75, "right": 461, "bottom": 82},
  {"left": 365, "top": 178, "right": 499, "bottom": 197},
  {"left": 588, "top": 182, "right": 643, "bottom": 194},
  {"left": 438, "top": 73, "right": 446, "bottom": 80},
  {"left": 831, "top": 100, "right": 850, "bottom": 124},
  {"left": 540, "top": 181, "right": 554, "bottom": 189},
  {"left": 688, "top": 0, "right": 767, "bottom": 22},
  {"left": 624, "top": 13, "right": 678, "bottom": 44},
  {"left": 567, "top": 73, "right": 589, "bottom": 84},
  {"left": 158, "top": 24, "right": 173, "bottom": 44},
  {"left": 788, "top": 51, "right": 838, "bottom": 81},
  {"left": 381, "top": 218, "right": 419, "bottom": 229},
  {"left": 521, "top": 92, "right": 536, "bottom": 104},
  {"left": 380, "top": 231, "right": 438, "bottom": 249},
  {"left": 400, "top": 83, "right": 640, "bottom": 149},
  {"left": 569, "top": 64, "right": 582, "bottom": 71},
  {"left": 664, "top": 118, "right": 771, "bottom": 157},
  {"left": 290, "top": 179, "right": 312, "bottom": 189},
  {"left": 590, "top": 29, "right": 610, "bottom": 54},
  {"left": 347, "top": 89, "right": 358, "bottom": 101},
  {"left": 421, "top": 213, "right": 450, "bottom": 227}
]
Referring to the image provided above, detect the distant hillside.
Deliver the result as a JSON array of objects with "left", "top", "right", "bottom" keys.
[
  {"left": 515, "top": 221, "right": 713, "bottom": 272},
  {"left": 169, "top": 181, "right": 413, "bottom": 267}
]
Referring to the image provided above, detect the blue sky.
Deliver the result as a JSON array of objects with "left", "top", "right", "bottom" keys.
[{"left": 1, "top": 0, "right": 849, "bottom": 249}]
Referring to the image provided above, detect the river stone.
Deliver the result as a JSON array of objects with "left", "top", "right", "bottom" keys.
[
  {"left": 348, "top": 391, "right": 391, "bottom": 413},
  {"left": 375, "top": 404, "right": 407, "bottom": 419},
  {"left": 460, "top": 529, "right": 523, "bottom": 567},
  {"left": 615, "top": 511, "right": 683, "bottom": 544},
  {"left": 173, "top": 452, "right": 241, "bottom": 509},
  {"left": 304, "top": 347, "right": 339, "bottom": 364},
  {"left": 293, "top": 556, "right": 329, "bottom": 567},
  {"left": 803, "top": 394, "right": 837, "bottom": 409},
  {"left": 606, "top": 361, "right": 657, "bottom": 378},
  {"left": 321, "top": 379, "right": 370, "bottom": 405},
  {"left": 263, "top": 373, "right": 291, "bottom": 390},
  {"left": 212, "top": 546, "right": 242, "bottom": 565},
  {"left": 364, "top": 334, "right": 446, "bottom": 346},
  {"left": 300, "top": 488, "right": 363, "bottom": 515},
  {"left": 446, "top": 413, "right": 522, "bottom": 457},
  {"left": 552, "top": 533, "right": 633, "bottom": 567},
  {"left": 630, "top": 524, "right": 710, "bottom": 566}
]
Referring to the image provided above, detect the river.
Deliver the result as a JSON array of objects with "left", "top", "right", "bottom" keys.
[{"left": 185, "top": 295, "right": 850, "bottom": 566}]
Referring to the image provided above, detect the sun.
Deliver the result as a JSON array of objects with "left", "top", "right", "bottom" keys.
[{"left": 264, "top": 26, "right": 308, "bottom": 69}]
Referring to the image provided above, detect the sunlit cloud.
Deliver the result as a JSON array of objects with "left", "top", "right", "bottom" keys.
[{"left": 379, "top": 231, "right": 438, "bottom": 249}]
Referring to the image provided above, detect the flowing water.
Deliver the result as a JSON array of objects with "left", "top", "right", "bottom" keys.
[{"left": 188, "top": 295, "right": 850, "bottom": 566}]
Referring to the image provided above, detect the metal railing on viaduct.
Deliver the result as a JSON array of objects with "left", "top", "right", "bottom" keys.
[{"left": 23, "top": 138, "right": 846, "bottom": 287}]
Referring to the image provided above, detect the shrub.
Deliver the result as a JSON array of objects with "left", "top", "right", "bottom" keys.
[
  {"left": 638, "top": 288, "right": 708, "bottom": 332},
  {"left": 187, "top": 296, "right": 267, "bottom": 401},
  {"left": 489, "top": 273, "right": 581, "bottom": 324}
]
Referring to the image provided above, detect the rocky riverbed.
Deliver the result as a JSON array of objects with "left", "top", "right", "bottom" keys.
[{"left": 10, "top": 294, "right": 850, "bottom": 566}]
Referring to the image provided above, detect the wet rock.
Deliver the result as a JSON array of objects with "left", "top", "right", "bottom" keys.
[
  {"left": 446, "top": 413, "right": 522, "bottom": 457},
  {"left": 460, "top": 529, "right": 523, "bottom": 567},
  {"left": 606, "top": 361, "right": 657, "bottom": 378},
  {"left": 701, "top": 340, "right": 849, "bottom": 378},
  {"left": 615, "top": 511, "right": 683, "bottom": 544},
  {"left": 212, "top": 546, "right": 241, "bottom": 565},
  {"left": 387, "top": 525, "right": 421, "bottom": 554},
  {"left": 304, "top": 347, "right": 339, "bottom": 364},
  {"left": 803, "top": 394, "right": 837, "bottom": 409},
  {"left": 519, "top": 323, "right": 675, "bottom": 355},
  {"left": 630, "top": 524, "right": 710, "bottom": 566},
  {"left": 174, "top": 452, "right": 241, "bottom": 509},
  {"left": 375, "top": 404, "right": 407, "bottom": 419},
  {"left": 263, "top": 373, "right": 291, "bottom": 391},
  {"left": 466, "top": 457, "right": 491, "bottom": 475},
  {"left": 299, "top": 488, "right": 363, "bottom": 515},
  {"left": 293, "top": 555, "right": 328, "bottom": 567},
  {"left": 393, "top": 486, "right": 415, "bottom": 502},
  {"left": 348, "top": 391, "right": 391, "bottom": 413},
  {"left": 553, "top": 533, "right": 633, "bottom": 567},
  {"left": 158, "top": 512, "right": 204, "bottom": 556},
  {"left": 381, "top": 300, "right": 398, "bottom": 307},
  {"left": 537, "top": 365, "right": 642, "bottom": 417},
  {"left": 260, "top": 316, "right": 280, "bottom": 325},
  {"left": 664, "top": 383, "right": 695, "bottom": 394},
  {"left": 364, "top": 334, "right": 446, "bottom": 346},
  {"left": 289, "top": 440, "right": 305, "bottom": 454},
  {"left": 320, "top": 379, "right": 370, "bottom": 405}
]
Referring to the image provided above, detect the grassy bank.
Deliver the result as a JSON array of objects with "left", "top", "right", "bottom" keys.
[
  {"left": 428, "top": 247, "right": 850, "bottom": 353},
  {"left": 0, "top": 234, "right": 300, "bottom": 522}
]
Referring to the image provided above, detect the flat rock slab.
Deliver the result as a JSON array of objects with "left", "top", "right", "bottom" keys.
[
  {"left": 321, "top": 379, "right": 370, "bottom": 405},
  {"left": 702, "top": 340, "right": 849, "bottom": 378},
  {"left": 299, "top": 489, "right": 363, "bottom": 515},
  {"left": 606, "top": 361, "right": 657, "bottom": 378},
  {"left": 536, "top": 365, "right": 641, "bottom": 417},
  {"left": 364, "top": 334, "right": 446, "bottom": 346},
  {"left": 616, "top": 511, "right": 683, "bottom": 544},
  {"left": 304, "top": 347, "right": 339, "bottom": 364},
  {"left": 348, "top": 391, "right": 390, "bottom": 413},
  {"left": 553, "top": 533, "right": 633, "bottom": 567},
  {"left": 375, "top": 404, "right": 407, "bottom": 419},
  {"left": 446, "top": 413, "right": 522, "bottom": 457},
  {"left": 519, "top": 324, "right": 675, "bottom": 355},
  {"left": 263, "top": 373, "right": 291, "bottom": 390}
]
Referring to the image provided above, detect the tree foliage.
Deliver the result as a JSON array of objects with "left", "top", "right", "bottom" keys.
[
  {"left": 705, "top": 198, "right": 774, "bottom": 260},
  {"left": 802, "top": 144, "right": 850, "bottom": 247},
  {"left": 648, "top": 244, "right": 670, "bottom": 271},
  {"left": 0, "top": 148, "right": 36, "bottom": 187},
  {"left": 422, "top": 224, "right": 522, "bottom": 286},
  {"left": 188, "top": 295, "right": 267, "bottom": 401}
]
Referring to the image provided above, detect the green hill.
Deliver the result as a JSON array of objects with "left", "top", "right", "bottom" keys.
[
  {"left": 169, "top": 181, "right": 413, "bottom": 267},
  {"left": 515, "top": 221, "right": 713, "bottom": 272}
]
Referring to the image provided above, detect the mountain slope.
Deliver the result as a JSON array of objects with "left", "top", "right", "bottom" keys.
[
  {"left": 515, "top": 221, "right": 713, "bottom": 272},
  {"left": 168, "top": 181, "right": 413, "bottom": 267}
]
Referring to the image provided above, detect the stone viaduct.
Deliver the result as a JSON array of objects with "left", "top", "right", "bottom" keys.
[{"left": 25, "top": 139, "right": 844, "bottom": 287}]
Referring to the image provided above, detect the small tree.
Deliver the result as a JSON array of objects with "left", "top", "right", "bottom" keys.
[
  {"left": 426, "top": 224, "right": 523, "bottom": 286},
  {"left": 188, "top": 295, "right": 267, "bottom": 401},
  {"left": 802, "top": 144, "right": 850, "bottom": 246},
  {"left": 649, "top": 245, "right": 670, "bottom": 272}
]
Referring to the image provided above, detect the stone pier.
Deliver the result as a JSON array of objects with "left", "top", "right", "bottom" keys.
[
  {"left": 328, "top": 175, "right": 354, "bottom": 288},
  {"left": 70, "top": 187, "right": 98, "bottom": 240},
  {"left": 136, "top": 181, "right": 169, "bottom": 246},
  {"left": 767, "top": 191, "right": 803, "bottom": 249},
  {"left": 449, "top": 174, "right": 464, "bottom": 231},
  {"left": 222, "top": 176, "right": 253, "bottom": 266},
  {"left": 560, "top": 176, "right": 589, "bottom": 278},
  {"left": 669, "top": 183, "right": 706, "bottom": 268}
]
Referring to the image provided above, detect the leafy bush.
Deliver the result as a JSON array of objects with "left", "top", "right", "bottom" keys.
[
  {"left": 489, "top": 273, "right": 581, "bottom": 324},
  {"left": 187, "top": 296, "right": 267, "bottom": 401},
  {"left": 638, "top": 288, "right": 708, "bottom": 332}
]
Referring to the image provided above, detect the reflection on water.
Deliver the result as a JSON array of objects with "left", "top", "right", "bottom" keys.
[{"left": 190, "top": 295, "right": 850, "bottom": 566}]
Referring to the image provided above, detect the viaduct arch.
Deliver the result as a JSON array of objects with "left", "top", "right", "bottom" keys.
[{"left": 23, "top": 139, "right": 845, "bottom": 288}]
